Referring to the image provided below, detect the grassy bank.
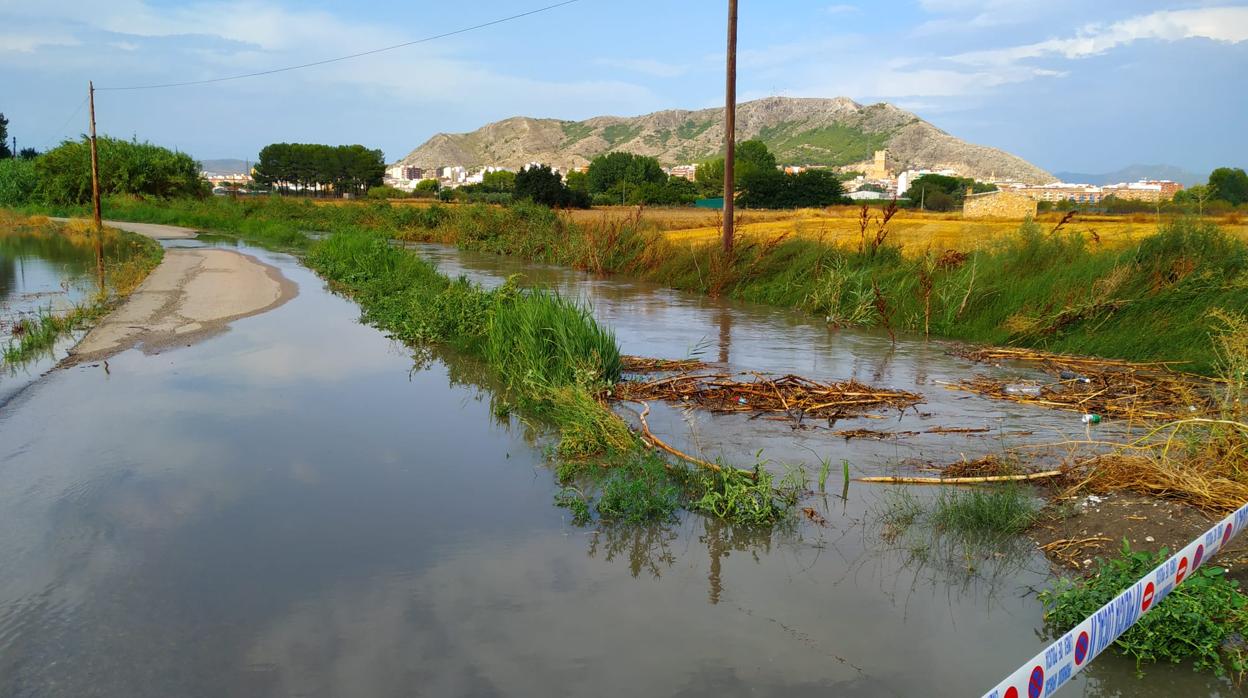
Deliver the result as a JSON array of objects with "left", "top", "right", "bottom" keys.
[
  {"left": 304, "top": 227, "right": 793, "bottom": 526},
  {"left": 1, "top": 213, "right": 163, "bottom": 367},
  {"left": 32, "top": 195, "right": 1244, "bottom": 374}
]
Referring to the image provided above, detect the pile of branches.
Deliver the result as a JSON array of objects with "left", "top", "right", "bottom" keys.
[
  {"left": 612, "top": 371, "right": 922, "bottom": 419},
  {"left": 621, "top": 355, "right": 708, "bottom": 373},
  {"left": 952, "top": 346, "right": 1215, "bottom": 420}
]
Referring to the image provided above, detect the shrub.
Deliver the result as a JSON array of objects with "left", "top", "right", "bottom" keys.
[{"left": 1041, "top": 543, "right": 1248, "bottom": 676}]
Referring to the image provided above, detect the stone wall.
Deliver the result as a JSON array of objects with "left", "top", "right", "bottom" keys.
[{"left": 963, "top": 190, "right": 1037, "bottom": 219}]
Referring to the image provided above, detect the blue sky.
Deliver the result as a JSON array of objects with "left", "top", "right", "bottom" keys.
[{"left": 2, "top": 0, "right": 1246, "bottom": 174}]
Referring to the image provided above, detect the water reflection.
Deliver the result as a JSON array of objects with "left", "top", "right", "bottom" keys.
[{"left": 0, "top": 239, "right": 1232, "bottom": 697}]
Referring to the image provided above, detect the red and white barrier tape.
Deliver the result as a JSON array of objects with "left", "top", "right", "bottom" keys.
[{"left": 982, "top": 500, "right": 1248, "bottom": 698}]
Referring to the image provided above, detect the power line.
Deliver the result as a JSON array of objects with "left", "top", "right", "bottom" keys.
[
  {"left": 96, "top": 0, "right": 582, "bottom": 91},
  {"left": 35, "top": 95, "right": 89, "bottom": 151}
]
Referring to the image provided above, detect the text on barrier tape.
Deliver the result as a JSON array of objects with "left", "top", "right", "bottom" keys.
[{"left": 982, "top": 500, "right": 1248, "bottom": 698}]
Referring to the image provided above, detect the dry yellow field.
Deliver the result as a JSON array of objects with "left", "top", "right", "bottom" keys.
[{"left": 568, "top": 206, "right": 1248, "bottom": 256}]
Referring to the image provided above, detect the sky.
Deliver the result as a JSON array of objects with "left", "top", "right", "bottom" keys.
[{"left": 2, "top": 0, "right": 1246, "bottom": 174}]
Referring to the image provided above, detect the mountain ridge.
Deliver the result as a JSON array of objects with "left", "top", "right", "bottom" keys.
[
  {"left": 397, "top": 96, "right": 1053, "bottom": 184},
  {"left": 1052, "top": 164, "right": 1204, "bottom": 187}
]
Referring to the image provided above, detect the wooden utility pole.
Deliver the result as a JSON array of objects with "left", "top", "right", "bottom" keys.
[
  {"left": 88, "top": 81, "right": 104, "bottom": 287},
  {"left": 722, "top": 0, "right": 738, "bottom": 255}
]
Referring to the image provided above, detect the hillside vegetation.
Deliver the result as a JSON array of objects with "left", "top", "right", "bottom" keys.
[{"left": 397, "top": 96, "right": 1052, "bottom": 183}]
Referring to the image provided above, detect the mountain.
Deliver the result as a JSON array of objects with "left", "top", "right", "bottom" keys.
[
  {"left": 198, "top": 158, "right": 251, "bottom": 174},
  {"left": 1053, "top": 164, "right": 1204, "bottom": 187},
  {"left": 396, "top": 96, "right": 1053, "bottom": 184}
]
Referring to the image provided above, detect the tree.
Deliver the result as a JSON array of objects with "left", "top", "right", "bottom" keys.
[
  {"left": 0, "top": 113, "right": 9, "bottom": 159},
  {"left": 253, "top": 142, "right": 383, "bottom": 197},
  {"left": 514, "top": 165, "right": 588, "bottom": 208},
  {"left": 565, "top": 169, "right": 589, "bottom": 193},
  {"left": 1209, "top": 167, "right": 1248, "bottom": 205},
  {"left": 414, "top": 178, "right": 440, "bottom": 193},
  {"left": 1174, "top": 184, "right": 1214, "bottom": 215},
  {"left": 695, "top": 139, "right": 778, "bottom": 195},
  {"left": 737, "top": 168, "right": 847, "bottom": 209},
  {"left": 906, "top": 173, "right": 994, "bottom": 211},
  {"left": 480, "top": 169, "right": 515, "bottom": 192},
  {"left": 587, "top": 152, "right": 665, "bottom": 195},
  {"left": 18, "top": 148, "right": 38, "bottom": 160}
]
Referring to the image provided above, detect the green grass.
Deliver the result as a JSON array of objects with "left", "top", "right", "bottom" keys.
[
  {"left": 1041, "top": 543, "right": 1248, "bottom": 676},
  {"left": 16, "top": 197, "right": 1244, "bottom": 373},
  {"left": 931, "top": 484, "right": 1039, "bottom": 539},
  {"left": 2, "top": 305, "right": 100, "bottom": 365}
]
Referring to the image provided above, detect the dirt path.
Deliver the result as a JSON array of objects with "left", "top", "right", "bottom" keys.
[{"left": 61, "top": 218, "right": 297, "bottom": 362}]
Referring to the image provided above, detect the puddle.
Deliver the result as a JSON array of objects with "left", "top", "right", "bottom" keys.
[{"left": 0, "top": 237, "right": 1231, "bottom": 696}]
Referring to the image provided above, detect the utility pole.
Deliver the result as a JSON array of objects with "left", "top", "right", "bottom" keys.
[
  {"left": 88, "top": 81, "right": 104, "bottom": 287},
  {"left": 722, "top": 0, "right": 738, "bottom": 255}
]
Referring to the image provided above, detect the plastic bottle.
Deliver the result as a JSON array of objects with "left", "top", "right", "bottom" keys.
[
  {"left": 1081, "top": 413, "right": 1102, "bottom": 425},
  {"left": 1004, "top": 384, "right": 1042, "bottom": 396}
]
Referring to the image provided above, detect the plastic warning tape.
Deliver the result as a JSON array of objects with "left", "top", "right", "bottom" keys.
[{"left": 981, "top": 499, "right": 1248, "bottom": 698}]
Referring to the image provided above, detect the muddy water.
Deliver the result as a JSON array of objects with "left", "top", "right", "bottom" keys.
[{"left": 0, "top": 236, "right": 1229, "bottom": 697}]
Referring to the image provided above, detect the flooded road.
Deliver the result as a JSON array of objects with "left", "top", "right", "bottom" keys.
[
  {"left": 0, "top": 234, "right": 100, "bottom": 404},
  {"left": 0, "top": 233, "right": 1230, "bottom": 696}
]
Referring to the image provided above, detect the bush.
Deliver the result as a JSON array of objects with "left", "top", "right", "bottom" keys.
[
  {"left": 36, "top": 136, "right": 205, "bottom": 204},
  {"left": 0, "top": 157, "right": 39, "bottom": 206},
  {"left": 1041, "top": 544, "right": 1248, "bottom": 676}
]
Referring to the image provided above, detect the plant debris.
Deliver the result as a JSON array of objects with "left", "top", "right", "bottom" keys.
[
  {"left": 612, "top": 370, "right": 922, "bottom": 418},
  {"left": 621, "top": 355, "right": 708, "bottom": 373},
  {"left": 951, "top": 345, "right": 1216, "bottom": 420}
]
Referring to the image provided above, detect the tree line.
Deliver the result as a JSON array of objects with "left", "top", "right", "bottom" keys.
[{"left": 252, "top": 143, "right": 384, "bottom": 198}]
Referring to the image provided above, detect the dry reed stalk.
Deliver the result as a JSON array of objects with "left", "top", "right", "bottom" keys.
[
  {"left": 613, "top": 371, "right": 922, "bottom": 418},
  {"left": 856, "top": 471, "right": 1062, "bottom": 485}
]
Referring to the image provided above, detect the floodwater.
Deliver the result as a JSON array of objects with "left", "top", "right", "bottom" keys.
[
  {"left": 0, "top": 235, "right": 100, "bottom": 404},
  {"left": 0, "top": 234, "right": 1231, "bottom": 697}
]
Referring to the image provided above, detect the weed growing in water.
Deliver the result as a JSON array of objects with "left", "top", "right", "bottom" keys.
[
  {"left": 692, "top": 464, "right": 798, "bottom": 527},
  {"left": 931, "top": 484, "right": 1039, "bottom": 541},
  {"left": 1041, "top": 542, "right": 1248, "bottom": 677},
  {"left": 596, "top": 453, "right": 680, "bottom": 524},
  {"left": 554, "top": 487, "right": 592, "bottom": 525}
]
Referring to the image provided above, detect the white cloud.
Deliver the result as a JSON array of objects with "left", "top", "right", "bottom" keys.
[
  {"left": 953, "top": 7, "right": 1248, "bottom": 66},
  {"left": 0, "top": 32, "right": 78, "bottom": 53},
  {"left": 824, "top": 4, "right": 860, "bottom": 15}
]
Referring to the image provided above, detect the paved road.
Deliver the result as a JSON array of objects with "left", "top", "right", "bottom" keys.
[
  {"left": 51, "top": 217, "right": 200, "bottom": 240},
  {"left": 57, "top": 219, "right": 297, "bottom": 361}
]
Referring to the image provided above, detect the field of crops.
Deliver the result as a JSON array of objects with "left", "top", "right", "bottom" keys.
[{"left": 566, "top": 205, "right": 1248, "bottom": 255}]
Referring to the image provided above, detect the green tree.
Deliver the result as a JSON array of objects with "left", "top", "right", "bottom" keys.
[
  {"left": 253, "top": 143, "right": 383, "bottom": 197},
  {"left": 737, "top": 168, "right": 846, "bottom": 209},
  {"left": 18, "top": 148, "right": 38, "bottom": 160},
  {"left": 587, "top": 152, "right": 665, "bottom": 194},
  {"left": 414, "top": 178, "right": 440, "bottom": 193},
  {"left": 565, "top": 169, "right": 589, "bottom": 193},
  {"left": 0, "top": 113, "right": 10, "bottom": 159},
  {"left": 906, "top": 173, "right": 994, "bottom": 211},
  {"left": 35, "top": 136, "right": 204, "bottom": 204},
  {"left": 1208, "top": 167, "right": 1248, "bottom": 205},
  {"left": 480, "top": 169, "right": 516, "bottom": 192},
  {"left": 515, "top": 165, "right": 588, "bottom": 208},
  {"left": 695, "top": 139, "right": 779, "bottom": 195}
]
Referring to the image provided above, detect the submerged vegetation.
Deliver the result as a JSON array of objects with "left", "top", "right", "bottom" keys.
[
  {"left": 1042, "top": 543, "right": 1248, "bottom": 677},
  {"left": 1, "top": 213, "right": 162, "bottom": 368}
]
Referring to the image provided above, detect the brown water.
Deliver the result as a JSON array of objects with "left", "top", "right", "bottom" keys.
[{"left": 0, "top": 236, "right": 1230, "bottom": 697}]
